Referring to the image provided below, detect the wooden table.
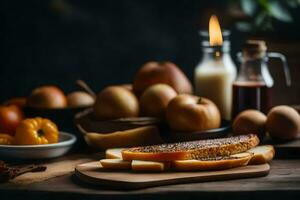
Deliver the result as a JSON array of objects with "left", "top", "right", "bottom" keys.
[{"left": 1, "top": 159, "right": 300, "bottom": 200}]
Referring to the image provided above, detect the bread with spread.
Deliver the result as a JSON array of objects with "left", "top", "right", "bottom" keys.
[
  {"left": 100, "top": 135, "right": 274, "bottom": 172},
  {"left": 122, "top": 134, "right": 259, "bottom": 161}
]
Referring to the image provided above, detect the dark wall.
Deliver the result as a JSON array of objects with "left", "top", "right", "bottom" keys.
[{"left": 1, "top": 0, "right": 300, "bottom": 103}]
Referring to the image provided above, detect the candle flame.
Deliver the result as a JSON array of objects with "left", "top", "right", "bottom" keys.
[{"left": 209, "top": 15, "right": 223, "bottom": 46}]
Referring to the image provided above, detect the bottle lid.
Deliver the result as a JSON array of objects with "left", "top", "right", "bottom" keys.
[{"left": 242, "top": 40, "right": 267, "bottom": 59}]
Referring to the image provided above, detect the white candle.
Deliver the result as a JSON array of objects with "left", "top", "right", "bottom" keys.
[
  {"left": 194, "top": 15, "right": 236, "bottom": 120},
  {"left": 195, "top": 53, "right": 236, "bottom": 120}
]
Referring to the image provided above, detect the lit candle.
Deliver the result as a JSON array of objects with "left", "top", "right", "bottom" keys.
[
  {"left": 209, "top": 15, "right": 223, "bottom": 46},
  {"left": 194, "top": 15, "right": 237, "bottom": 120}
]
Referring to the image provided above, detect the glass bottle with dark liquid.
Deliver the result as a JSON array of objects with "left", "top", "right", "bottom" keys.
[{"left": 232, "top": 40, "right": 291, "bottom": 119}]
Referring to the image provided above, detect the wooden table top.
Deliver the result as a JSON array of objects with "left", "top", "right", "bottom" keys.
[{"left": 1, "top": 159, "right": 300, "bottom": 200}]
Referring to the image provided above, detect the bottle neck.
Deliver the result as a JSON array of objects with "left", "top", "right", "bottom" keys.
[
  {"left": 202, "top": 41, "right": 230, "bottom": 58},
  {"left": 201, "top": 40, "right": 230, "bottom": 53},
  {"left": 200, "top": 42, "right": 234, "bottom": 66},
  {"left": 238, "top": 59, "right": 264, "bottom": 77},
  {"left": 201, "top": 50, "right": 231, "bottom": 61},
  {"left": 236, "top": 56, "right": 273, "bottom": 86}
]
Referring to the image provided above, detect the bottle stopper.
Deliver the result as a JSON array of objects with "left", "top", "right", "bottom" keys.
[{"left": 243, "top": 40, "right": 267, "bottom": 59}]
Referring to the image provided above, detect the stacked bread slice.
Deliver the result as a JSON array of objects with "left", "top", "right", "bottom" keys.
[
  {"left": 100, "top": 134, "right": 275, "bottom": 172},
  {"left": 103, "top": 149, "right": 171, "bottom": 171}
]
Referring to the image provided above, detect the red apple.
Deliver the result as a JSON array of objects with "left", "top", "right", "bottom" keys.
[
  {"left": 166, "top": 94, "right": 221, "bottom": 132},
  {"left": 27, "top": 86, "right": 67, "bottom": 109},
  {"left": 133, "top": 61, "right": 193, "bottom": 96},
  {"left": 0, "top": 105, "right": 24, "bottom": 135},
  {"left": 140, "top": 84, "right": 177, "bottom": 118},
  {"left": 94, "top": 86, "right": 139, "bottom": 120}
]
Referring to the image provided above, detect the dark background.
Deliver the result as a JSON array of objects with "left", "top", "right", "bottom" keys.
[{"left": 1, "top": 0, "right": 300, "bottom": 104}]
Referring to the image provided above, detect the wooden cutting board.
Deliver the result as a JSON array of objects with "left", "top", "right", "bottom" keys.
[{"left": 75, "top": 161, "right": 270, "bottom": 189}]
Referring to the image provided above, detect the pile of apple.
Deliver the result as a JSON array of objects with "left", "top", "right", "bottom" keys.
[
  {"left": 93, "top": 61, "right": 221, "bottom": 132},
  {"left": 233, "top": 106, "right": 300, "bottom": 141},
  {"left": 26, "top": 86, "right": 95, "bottom": 109},
  {"left": 0, "top": 85, "right": 95, "bottom": 139}
]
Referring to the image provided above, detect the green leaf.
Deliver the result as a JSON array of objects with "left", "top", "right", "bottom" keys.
[
  {"left": 268, "top": 1, "right": 293, "bottom": 22},
  {"left": 258, "top": 0, "right": 269, "bottom": 10},
  {"left": 254, "top": 11, "right": 267, "bottom": 27},
  {"left": 254, "top": 11, "right": 273, "bottom": 31},
  {"left": 240, "top": 0, "right": 257, "bottom": 16}
]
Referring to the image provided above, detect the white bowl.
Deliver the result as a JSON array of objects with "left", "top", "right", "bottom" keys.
[{"left": 0, "top": 132, "right": 76, "bottom": 159}]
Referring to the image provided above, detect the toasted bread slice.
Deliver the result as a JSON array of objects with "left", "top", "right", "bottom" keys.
[
  {"left": 247, "top": 145, "right": 275, "bottom": 165},
  {"left": 100, "top": 159, "right": 131, "bottom": 170},
  {"left": 173, "top": 152, "right": 252, "bottom": 171},
  {"left": 131, "top": 160, "right": 170, "bottom": 171},
  {"left": 105, "top": 148, "right": 126, "bottom": 159},
  {"left": 122, "top": 134, "right": 259, "bottom": 161}
]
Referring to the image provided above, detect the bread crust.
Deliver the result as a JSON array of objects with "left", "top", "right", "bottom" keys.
[
  {"left": 247, "top": 145, "right": 275, "bottom": 165},
  {"left": 122, "top": 134, "right": 259, "bottom": 161}
]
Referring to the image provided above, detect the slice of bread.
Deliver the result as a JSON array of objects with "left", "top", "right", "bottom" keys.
[
  {"left": 100, "top": 159, "right": 131, "bottom": 170},
  {"left": 247, "top": 145, "right": 275, "bottom": 165},
  {"left": 131, "top": 160, "right": 170, "bottom": 171},
  {"left": 173, "top": 152, "right": 252, "bottom": 171},
  {"left": 122, "top": 134, "right": 259, "bottom": 161},
  {"left": 105, "top": 148, "right": 126, "bottom": 159},
  {"left": 105, "top": 148, "right": 169, "bottom": 171}
]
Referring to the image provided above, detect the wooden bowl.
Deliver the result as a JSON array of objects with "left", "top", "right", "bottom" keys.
[
  {"left": 74, "top": 109, "right": 163, "bottom": 149},
  {"left": 74, "top": 108, "right": 161, "bottom": 134},
  {"left": 75, "top": 108, "right": 231, "bottom": 149}
]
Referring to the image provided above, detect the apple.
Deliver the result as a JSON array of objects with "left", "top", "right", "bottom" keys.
[
  {"left": 266, "top": 105, "right": 300, "bottom": 140},
  {"left": 133, "top": 61, "right": 193, "bottom": 96},
  {"left": 233, "top": 110, "right": 267, "bottom": 139},
  {"left": 166, "top": 94, "right": 221, "bottom": 132},
  {"left": 67, "top": 91, "right": 95, "bottom": 108},
  {"left": 140, "top": 84, "right": 177, "bottom": 118},
  {"left": 27, "top": 86, "right": 67, "bottom": 109},
  {"left": 0, "top": 105, "right": 24, "bottom": 135},
  {"left": 94, "top": 86, "right": 139, "bottom": 120}
]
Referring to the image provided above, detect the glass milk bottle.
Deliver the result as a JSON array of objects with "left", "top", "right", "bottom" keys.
[{"left": 194, "top": 30, "right": 237, "bottom": 120}]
